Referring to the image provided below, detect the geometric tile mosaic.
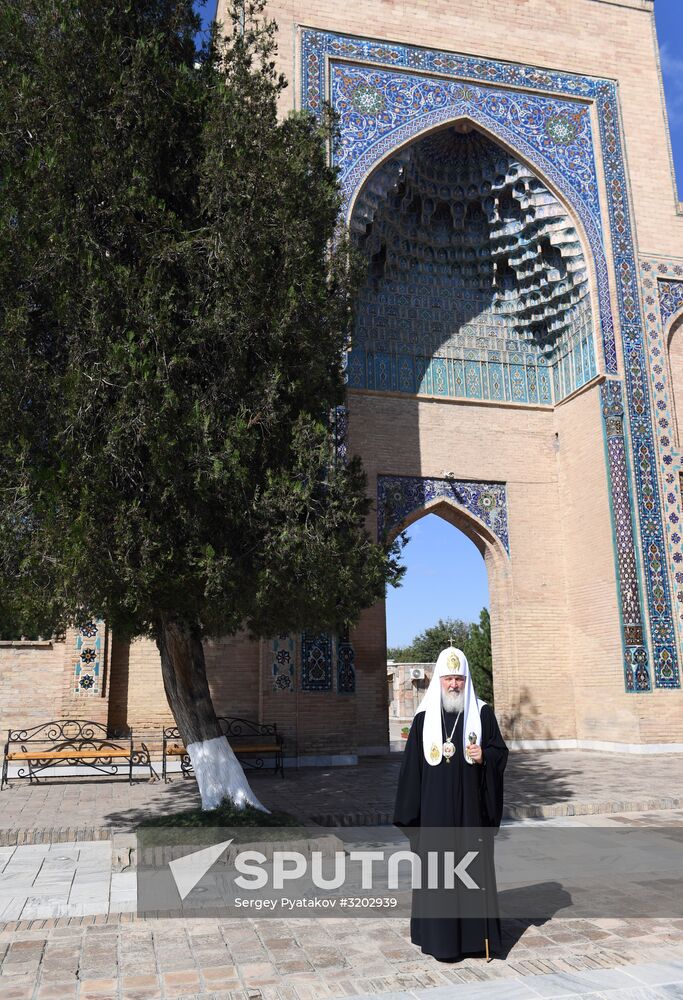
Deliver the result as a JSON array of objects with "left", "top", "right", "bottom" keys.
[
  {"left": 301, "top": 28, "right": 681, "bottom": 691},
  {"left": 348, "top": 346, "right": 562, "bottom": 405},
  {"left": 73, "top": 620, "right": 104, "bottom": 696},
  {"left": 302, "top": 30, "right": 616, "bottom": 378},
  {"left": 377, "top": 475, "right": 509, "bottom": 555},
  {"left": 301, "top": 632, "right": 333, "bottom": 691},
  {"left": 348, "top": 127, "right": 595, "bottom": 403},
  {"left": 600, "top": 381, "right": 650, "bottom": 692},
  {"left": 271, "top": 634, "right": 296, "bottom": 693},
  {"left": 337, "top": 628, "right": 356, "bottom": 694}
]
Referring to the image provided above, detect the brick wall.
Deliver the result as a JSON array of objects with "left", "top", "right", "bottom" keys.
[
  {"left": 0, "top": 641, "right": 66, "bottom": 738},
  {"left": 108, "top": 632, "right": 261, "bottom": 739},
  {"left": 0, "top": 628, "right": 112, "bottom": 740}
]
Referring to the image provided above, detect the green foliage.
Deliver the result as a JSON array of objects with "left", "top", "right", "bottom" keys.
[
  {"left": 388, "top": 617, "right": 470, "bottom": 664},
  {"left": 0, "top": 0, "right": 404, "bottom": 641},
  {"left": 466, "top": 607, "right": 492, "bottom": 703},
  {"left": 388, "top": 608, "right": 493, "bottom": 704}
]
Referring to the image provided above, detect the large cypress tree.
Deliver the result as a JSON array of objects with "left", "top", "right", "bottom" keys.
[{"left": 0, "top": 0, "right": 404, "bottom": 808}]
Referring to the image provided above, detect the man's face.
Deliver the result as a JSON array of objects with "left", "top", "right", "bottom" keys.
[{"left": 440, "top": 674, "right": 465, "bottom": 695}]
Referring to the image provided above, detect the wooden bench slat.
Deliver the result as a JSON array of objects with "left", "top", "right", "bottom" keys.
[
  {"left": 233, "top": 744, "right": 281, "bottom": 753},
  {"left": 8, "top": 749, "right": 129, "bottom": 761},
  {"left": 166, "top": 743, "right": 280, "bottom": 756}
]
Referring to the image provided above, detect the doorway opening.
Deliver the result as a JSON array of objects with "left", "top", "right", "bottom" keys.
[{"left": 386, "top": 512, "right": 490, "bottom": 746}]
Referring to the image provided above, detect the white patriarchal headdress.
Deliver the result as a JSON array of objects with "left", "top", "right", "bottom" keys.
[{"left": 416, "top": 646, "right": 484, "bottom": 766}]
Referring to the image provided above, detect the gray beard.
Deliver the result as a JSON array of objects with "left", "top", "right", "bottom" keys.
[{"left": 441, "top": 690, "right": 465, "bottom": 714}]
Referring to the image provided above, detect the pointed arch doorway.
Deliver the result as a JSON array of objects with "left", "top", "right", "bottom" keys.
[
  {"left": 381, "top": 476, "right": 514, "bottom": 740},
  {"left": 342, "top": 113, "right": 623, "bottom": 752}
]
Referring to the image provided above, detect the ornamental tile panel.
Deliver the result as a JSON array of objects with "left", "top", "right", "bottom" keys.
[
  {"left": 271, "top": 634, "right": 296, "bottom": 693},
  {"left": 337, "top": 629, "right": 356, "bottom": 694},
  {"left": 640, "top": 259, "right": 683, "bottom": 688},
  {"left": 301, "top": 632, "right": 333, "bottom": 692},
  {"left": 659, "top": 279, "right": 683, "bottom": 329},
  {"left": 377, "top": 475, "right": 509, "bottom": 554},
  {"left": 73, "top": 621, "right": 104, "bottom": 696},
  {"left": 330, "top": 67, "right": 599, "bottom": 218}
]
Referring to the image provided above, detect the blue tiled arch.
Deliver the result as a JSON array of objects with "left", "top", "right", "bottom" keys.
[
  {"left": 377, "top": 475, "right": 510, "bottom": 556},
  {"left": 300, "top": 28, "right": 680, "bottom": 690}
]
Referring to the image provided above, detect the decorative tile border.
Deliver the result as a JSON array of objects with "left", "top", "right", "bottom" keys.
[
  {"left": 640, "top": 259, "right": 683, "bottom": 687},
  {"left": 301, "top": 28, "right": 680, "bottom": 692},
  {"left": 348, "top": 349, "right": 560, "bottom": 405},
  {"left": 600, "top": 381, "right": 650, "bottom": 691},
  {"left": 73, "top": 621, "right": 104, "bottom": 696},
  {"left": 337, "top": 629, "right": 356, "bottom": 694},
  {"left": 271, "top": 634, "right": 296, "bottom": 692},
  {"left": 593, "top": 91, "right": 678, "bottom": 688},
  {"left": 377, "top": 475, "right": 509, "bottom": 554}
]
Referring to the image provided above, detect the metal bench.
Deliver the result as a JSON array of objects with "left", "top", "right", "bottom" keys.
[
  {"left": 1, "top": 720, "right": 155, "bottom": 788},
  {"left": 162, "top": 717, "right": 285, "bottom": 782}
]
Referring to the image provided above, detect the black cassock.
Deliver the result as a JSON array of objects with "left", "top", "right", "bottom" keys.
[{"left": 393, "top": 705, "right": 509, "bottom": 961}]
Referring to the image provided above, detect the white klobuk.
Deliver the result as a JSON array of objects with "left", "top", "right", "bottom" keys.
[{"left": 417, "top": 647, "right": 485, "bottom": 766}]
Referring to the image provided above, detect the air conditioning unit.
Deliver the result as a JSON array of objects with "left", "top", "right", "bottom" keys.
[{"left": 410, "top": 667, "right": 425, "bottom": 681}]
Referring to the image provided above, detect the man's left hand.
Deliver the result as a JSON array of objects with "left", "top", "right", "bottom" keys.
[{"left": 468, "top": 744, "right": 483, "bottom": 764}]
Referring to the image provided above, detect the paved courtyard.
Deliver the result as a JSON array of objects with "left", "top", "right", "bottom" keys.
[
  {"left": 1, "top": 749, "right": 682, "bottom": 842},
  {"left": 0, "top": 751, "right": 681, "bottom": 999},
  {"left": 2, "top": 905, "right": 683, "bottom": 1000}
]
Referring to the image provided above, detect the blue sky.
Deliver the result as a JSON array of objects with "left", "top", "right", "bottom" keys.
[
  {"left": 386, "top": 516, "right": 489, "bottom": 649},
  {"left": 387, "top": 1, "right": 683, "bottom": 649},
  {"left": 195, "top": 1, "right": 218, "bottom": 43},
  {"left": 655, "top": 0, "right": 683, "bottom": 196}
]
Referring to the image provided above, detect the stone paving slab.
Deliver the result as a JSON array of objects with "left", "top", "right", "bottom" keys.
[
  {"left": 343, "top": 958, "right": 683, "bottom": 999},
  {"left": 1, "top": 750, "right": 682, "bottom": 843},
  {"left": 0, "top": 811, "right": 682, "bottom": 1000},
  {"left": 0, "top": 843, "right": 133, "bottom": 923},
  {"left": 1, "top": 912, "right": 683, "bottom": 999}
]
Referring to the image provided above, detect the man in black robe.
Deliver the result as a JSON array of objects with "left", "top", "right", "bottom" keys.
[{"left": 393, "top": 646, "right": 508, "bottom": 961}]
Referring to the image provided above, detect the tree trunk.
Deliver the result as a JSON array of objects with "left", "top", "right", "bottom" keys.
[{"left": 155, "top": 617, "right": 268, "bottom": 812}]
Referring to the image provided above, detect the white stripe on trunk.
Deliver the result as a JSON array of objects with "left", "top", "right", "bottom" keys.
[{"left": 186, "top": 735, "right": 269, "bottom": 812}]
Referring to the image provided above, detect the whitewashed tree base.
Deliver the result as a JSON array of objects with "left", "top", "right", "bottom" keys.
[{"left": 186, "top": 735, "right": 269, "bottom": 812}]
